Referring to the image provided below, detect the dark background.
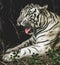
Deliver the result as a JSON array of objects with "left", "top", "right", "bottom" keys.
[{"left": 0, "top": 0, "right": 60, "bottom": 50}]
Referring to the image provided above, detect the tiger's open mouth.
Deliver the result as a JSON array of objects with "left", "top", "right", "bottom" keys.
[
  {"left": 17, "top": 20, "right": 33, "bottom": 35},
  {"left": 25, "top": 28, "right": 31, "bottom": 34},
  {"left": 24, "top": 26, "right": 33, "bottom": 35}
]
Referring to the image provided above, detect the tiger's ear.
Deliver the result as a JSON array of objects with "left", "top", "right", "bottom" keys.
[
  {"left": 39, "top": 5, "right": 48, "bottom": 9},
  {"left": 43, "top": 5, "right": 48, "bottom": 9}
]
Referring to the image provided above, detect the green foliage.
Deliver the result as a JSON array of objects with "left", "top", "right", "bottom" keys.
[
  {"left": 48, "top": 49, "right": 60, "bottom": 65},
  {"left": 28, "top": 54, "right": 41, "bottom": 65}
]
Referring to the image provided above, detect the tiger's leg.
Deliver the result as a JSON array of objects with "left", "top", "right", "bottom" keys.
[
  {"left": 2, "top": 44, "right": 51, "bottom": 62},
  {"left": 6, "top": 36, "right": 35, "bottom": 53}
]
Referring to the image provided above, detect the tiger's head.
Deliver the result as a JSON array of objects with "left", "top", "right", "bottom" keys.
[{"left": 17, "top": 4, "right": 48, "bottom": 35}]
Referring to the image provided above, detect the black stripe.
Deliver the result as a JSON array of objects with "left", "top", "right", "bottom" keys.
[
  {"left": 49, "top": 12, "right": 57, "bottom": 21},
  {"left": 28, "top": 48, "right": 31, "bottom": 53},
  {"left": 29, "top": 40, "right": 33, "bottom": 45},
  {"left": 37, "top": 13, "right": 40, "bottom": 20},
  {"left": 50, "top": 12, "right": 56, "bottom": 21},
  {"left": 23, "top": 51, "right": 26, "bottom": 55},
  {"left": 44, "top": 37, "right": 57, "bottom": 46},
  {"left": 33, "top": 36, "right": 36, "bottom": 41},
  {"left": 40, "top": 21, "right": 59, "bottom": 33},
  {"left": 36, "top": 21, "right": 59, "bottom": 36},
  {"left": 44, "top": 10, "right": 50, "bottom": 16},
  {"left": 54, "top": 13, "right": 58, "bottom": 18},
  {"left": 37, "top": 40, "right": 49, "bottom": 43},
  {"left": 39, "top": 14, "right": 42, "bottom": 26},
  {"left": 36, "top": 35, "right": 46, "bottom": 40},
  {"left": 49, "top": 12, "right": 53, "bottom": 18},
  {"left": 31, "top": 47, "right": 39, "bottom": 52},
  {"left": 36, "top": 21, "right": 49, "bottom": 35},
  {"left": 36, "top": 15, "right": 49, "bottom": 35}
]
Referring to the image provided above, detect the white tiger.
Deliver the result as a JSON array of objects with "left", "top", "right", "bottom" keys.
[{"left": 2, "top": 4, "right": 60, "bottom": 62}]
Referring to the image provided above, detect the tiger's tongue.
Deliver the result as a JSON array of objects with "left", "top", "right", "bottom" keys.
[{"left": 25, "top": 28, "right": 31, "bottom": 34}]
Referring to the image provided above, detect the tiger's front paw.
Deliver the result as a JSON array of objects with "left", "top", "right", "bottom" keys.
[
  {"left": 2, "top": 50, "right": 21, "bottom": 62},
  {"left": 2, "top": 52, "right": 14, "bottom": 62}
]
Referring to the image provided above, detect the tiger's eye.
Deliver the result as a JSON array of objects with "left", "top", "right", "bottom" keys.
[{"left": 34, "top": 14, "right": 36, "bottom": 17}]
